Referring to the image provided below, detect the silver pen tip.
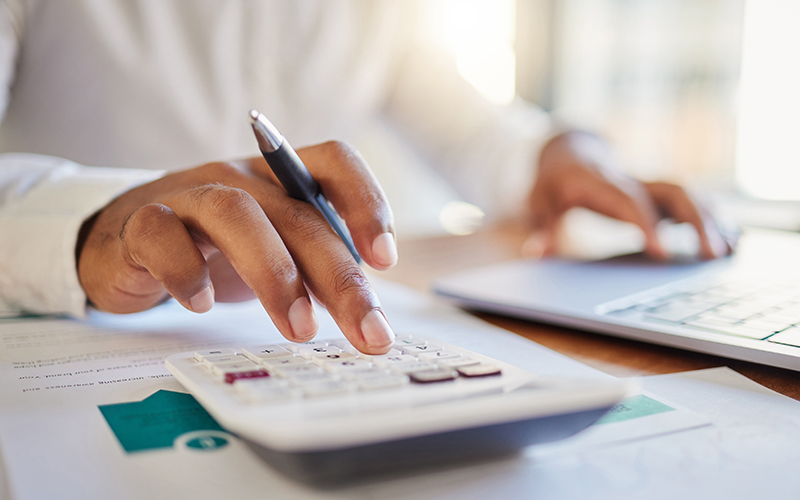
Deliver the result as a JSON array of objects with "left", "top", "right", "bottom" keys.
[{"left": 249, "top": 109, "right": 284, "bottom": 152}]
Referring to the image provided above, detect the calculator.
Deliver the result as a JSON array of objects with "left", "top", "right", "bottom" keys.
[{"left": 165, "top": 334, "right": 631, "bottom": 482}]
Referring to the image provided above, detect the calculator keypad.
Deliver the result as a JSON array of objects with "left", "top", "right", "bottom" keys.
[{"left": 193, "top": 335, "right": 502, "bottom": 403}]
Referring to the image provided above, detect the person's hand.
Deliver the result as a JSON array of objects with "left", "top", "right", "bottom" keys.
[
  {"left": 76, "top": 142, "right": 398, "bottom": 354},
  {"left": 524, "top": 131, "right": 736, "bottom": 260}
]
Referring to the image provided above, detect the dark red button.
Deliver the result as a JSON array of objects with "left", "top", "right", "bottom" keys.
[{"left": 224, "top": 370, "right": 269, "bottom": 384}]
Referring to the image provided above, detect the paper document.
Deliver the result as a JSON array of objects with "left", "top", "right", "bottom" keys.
[
  {"left": 1, "top": 279, "right": 798, "bottom": 500},
  {"left": 0, "top": 279, "right": 612, "bottom": 500}
]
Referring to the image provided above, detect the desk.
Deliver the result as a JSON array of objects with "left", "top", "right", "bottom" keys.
[{"left": 380, "top": 219, "right": 800, "bottom": 401}]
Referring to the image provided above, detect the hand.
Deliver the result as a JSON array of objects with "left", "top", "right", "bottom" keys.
[
  {"left": 524, "top": 131, "right": 736, "bottom": 260},
  {"left": 76, "top": 142, "right": 398, "bottom": 354}
]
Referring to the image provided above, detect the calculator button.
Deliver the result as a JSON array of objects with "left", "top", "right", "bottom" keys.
[
  {"left": 409, "top": 369, "right": 458, "bottom": 384},
  {"left": 418, "top": 350, "right": 461, "bottom": 361},
  {"left": 389, "top": 361, "right": 439, "bottom": 374},
  {"left": 241, "top": 345, "right": 293, "bottom": 362},
  {"left": 436, "top": 357, "right": 481, "bottom": 369},
  {"left": 280, "top": 340, "right": 329, "bottom": 353},
  {"left": 300, "top": 380, "right": 355, "bottom": 398},
  {"left": 394, "top": 338, "right": 426, "bottom": 347},
  {"left": 299, "top": 346, "right": 342, "bottom": 359},
  {"left": 372, "top": 355, "right": 417, "bottom": 368},
  {"left": 224, "top": 370, "right": 269, "bottom": 384},
  {"left": 271, "top": 364, "right": 321, "bottom": 377},
  {"left": 234, "top": 377, "right": 288, "bottom": 392},
  {"left": 210, "top": 360, "right": 257, "bottom": 377},
  {"left": 358, "top": 348, "right": 402, "bottom": 360},
  {"left": 260, "top": 356, "right": 305, "bottom": 369},
  {"left": 401, "top": 344, "right": 444, "bottom": 356},
  {"left": 323, "top": 359, "right": 373, "bottom": 373},
  {"left": 201, "top": 354, "right": 243, "bottom": 367},
  {"left": 457, "top": 364, "right": 502, "bottom": 378},
  {"left": 194, "top": 348, "right": 237, "bottom": 361},
  {"left": 286, "top": 372, "right": 339, "bottom": 385},
  {"left": 325, "top": 339, "right": 359, "bottom": 354},
  {"left": 340, "top": 367, "right": 390, "bottom": 380},
  {"left": 240, "top": 384, "right": 299, "bottom": 403},
  {"left": 355, "top": 373, "right": 410, "bottom": 391},
  {"left": 311, "top": 352, "right": 357, "bottom": 366},
  {"left": 212, "top": 363, "right": 261, "bottom": 381}
]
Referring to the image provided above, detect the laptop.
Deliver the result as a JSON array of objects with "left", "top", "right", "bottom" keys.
[{"left": 433, "top": 228, "right": 800, "bottom": 372}]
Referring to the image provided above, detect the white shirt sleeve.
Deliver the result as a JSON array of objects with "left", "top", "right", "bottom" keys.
[
  {"left": 0, "top": 4, "right": 164, "bottom": 317},
  {"left": 383, "top": 6, "right": 554, "bottom": 220},
  {"left": 0, "top": 154, "right": 164, "bottom": 317}
]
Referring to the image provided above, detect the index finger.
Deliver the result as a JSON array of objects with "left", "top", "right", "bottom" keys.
[
  {"left": 250, "top": 142, "right": 398, "bottom": 271},
  {"left": 216, "top": 162, "right": 396, "bottom": 355},
  {"left": 573, "top": 178, "right": 668, "bottom": 260},
  {"left": 258, "top": 192, "right": 396, "bottom": 355}
]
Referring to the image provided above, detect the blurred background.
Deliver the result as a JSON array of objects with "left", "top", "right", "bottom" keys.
[{"left": 366, "top": 0, "right": 800, "bottom": 241}]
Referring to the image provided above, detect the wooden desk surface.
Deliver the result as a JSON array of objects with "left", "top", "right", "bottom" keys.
[{"left": 380, "top": 220, "right": 800, "bottom": 401}]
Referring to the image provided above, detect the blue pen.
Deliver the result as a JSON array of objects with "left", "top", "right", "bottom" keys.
[{"left": 249, "top": 110, "right": 361, "bottom": 263}]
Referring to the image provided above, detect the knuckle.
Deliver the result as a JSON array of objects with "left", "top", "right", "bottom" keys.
[
  {"left": 320, "top": 140, "right": 358, "bottom": 161},
  {"left": 329, "top": 262, "right": 369, "bottom": 296},
  {"left": 266, "top": 255, "right": 300, "bottom": 285},
  {"left": 318, "top": 141, "right": 368, "bottom": 174},
  {"left": 192, "top": 185, "right": 260, "bottom": 220},
  {"left": 196, "top": 161, "right": 241, "bottom": 180},
  {"left": 654, "top": 181, "right": 687, "bottom": 199},
  {"left": 664, "top": 183, "right": 686, "bottom": 197},
  {"left": 121, "top": 203, "right": 172, "bottom": 240},
  {"left": 278, "top": 202, "right": 329, "bottom": 238}
]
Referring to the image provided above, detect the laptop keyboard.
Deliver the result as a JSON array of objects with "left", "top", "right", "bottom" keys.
[{"left": 597, "top": 279, "right": 800, "bottom": 347}]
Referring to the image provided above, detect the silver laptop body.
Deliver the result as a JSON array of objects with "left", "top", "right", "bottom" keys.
[{"left": 433, "top": 229, "right": 800, "bottom": 372}]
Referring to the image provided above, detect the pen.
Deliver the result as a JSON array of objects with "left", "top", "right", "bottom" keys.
[{"left": 249, "top": 110, "right": 362, "bottom": 263}]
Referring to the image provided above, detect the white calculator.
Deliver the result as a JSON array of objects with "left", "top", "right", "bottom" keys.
[{"left": 166, "top": 334, "right": 631, "bottom": 481}]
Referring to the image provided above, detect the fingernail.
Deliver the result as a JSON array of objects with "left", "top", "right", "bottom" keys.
[
  {"left": 371, "top": 232, "right": 398, "bottom": 268},
  {"left": 709, "top": 232, "right": 728, "bottom": 259},
  {"left": 360, "top": 309, "right": 395, "bottom": 348},
  {"left": 521, "top": 233, "right": 546, "bottom": 258},
  {"left": 189, "top": 286, "right": 214, "bottom": 313},
  {"left": 288, "top": 297, "right": 318, "bottom": 340}
]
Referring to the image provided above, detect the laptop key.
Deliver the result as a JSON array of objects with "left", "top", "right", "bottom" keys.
[
  {"left": 683, "top": 322, "right": 777, "bottom": 340},
  {"left": 644, "top": 301, "right": 717, "bottom": 323},
  {"left": 767, "top": 327, "right": 800, "bottom": 348}
]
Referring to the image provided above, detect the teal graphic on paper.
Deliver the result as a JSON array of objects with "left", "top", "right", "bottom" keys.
[
  {"left": 596, "top": 394, "right": 674, "bottom": 425},
  {"left": 99, "top": 390, "right": 224, "bottom": 453}
]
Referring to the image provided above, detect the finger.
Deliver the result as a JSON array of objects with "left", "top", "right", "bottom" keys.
[
  {"left": 570, "top": 179, "right": 668, "bottom": 260},
  {"left": 188, "top": 162, "right": 392, "bottom": 353},
  {"left": 119, "top": 204, "right": 214, "bottom": 313},
  {"left": 166, "top": 182, "right": 318, "bottom": 342},
  {"left": 522, "top": 195, "right": 559, "bottom": 258},
  {"left": 645, "top": 182, "right": 728, "bottom": 259},
  {"left": 260, "top": 191, "right": 395, "bottom": 354},
  {"left": 206, "top": 252, "right": 257, "bottom": 302},
  {"left": 718, "top": 222, "right": 741, "bottom": 254},
  {"left": 521, "top": 226, "right": 559, "bottom": 259},
  {"left": 253, "top": 142, "right": 398, "bottom": 270}
]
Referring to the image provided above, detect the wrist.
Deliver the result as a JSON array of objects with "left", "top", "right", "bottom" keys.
[
  {"left": 540, "top": 130, "right": 615, "bottom": 172},
  {"left": 75, "top": 210, "right": 101, "bottom": 272}
]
